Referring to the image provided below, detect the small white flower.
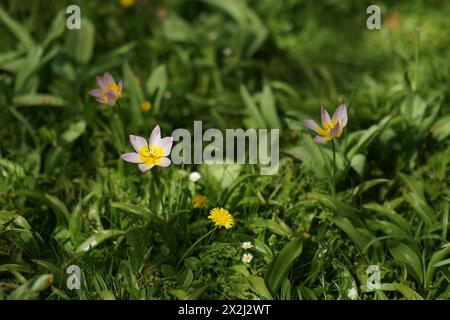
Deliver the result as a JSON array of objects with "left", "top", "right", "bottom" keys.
[
  {"left": 240, "top": 241, "right": 253, "bottom": 250},
  {"left": 242, "top": 253, "right": 253, "bottom": 264},
  {"left": 189, "top": 171, "right": 201, "bottom": 182},
  {"left": 223, "top": 47, "right": 233, "bottom": 56}
]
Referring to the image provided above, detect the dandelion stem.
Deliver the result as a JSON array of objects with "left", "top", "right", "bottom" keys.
[
  {"left": 177, "top": 228, "right": 217, "bottom": 268},
  {"left": 331, "top": 139, "right": 336, "bottom": 195}
]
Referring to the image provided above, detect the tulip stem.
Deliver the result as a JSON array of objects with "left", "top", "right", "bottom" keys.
[
  {"left": 331, "top": 139, "right": 336, "bottom": 195},
  {"left": 115, "top": 101, "right": 125, "bottom": 153},
  {"left": 152, "top": 169, "right": 166, "bottom": 219}
]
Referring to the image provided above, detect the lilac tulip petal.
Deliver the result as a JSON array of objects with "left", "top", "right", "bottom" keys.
[
  {"left": 96, "top": 75, "right": 107, "bottom": 87},
  {"left": 304, "top": 120, "right": 320, "bottom": 132},
  {"left": 96, "top": 97, "right": 106, "bottom": 104},
  {"left": 89, "top": 88, "right": 103, "bottom": 98},
  {"left": 138, "top": 163, "right": 154, "bottom": 172},
  {"left": 330, "top": 121, "right": 341, "bottom": 138},
  {"left": 103, "top": 72, "right": 114, "bottom": 86},
  {"left": 314, "top": 135, "right": 329, "bottom": 143},
  {"left": 118, "top": 80, "right": 123, "bottom": 90},
  {"left": 129, "top": 135, "right": 148, "bottom": 152},
  {"left": 321, "top": 105, "right": 332, "bottom": 127},
  {"left": 158, "top": 157, "right": 171, "bottom": 167},
  {"left": 332, "top": 104, "right": 348, "bottom": 127},
  {"left": 149, "top": 125, "right": 161, "bottom": 146},
  {"left": 105, "top": 90, "right": 117, "bottom": 105},
  {"left": 121, "top": 152, "right": 141, "bottom": 163},
  {"left": 157, "top": 137, "right": 173, "bottom": 156}
]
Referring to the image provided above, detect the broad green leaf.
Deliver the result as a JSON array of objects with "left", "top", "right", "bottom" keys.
[
  {"left": 146, "top": 64, "right": 167, "bottom": 113},
  {"left": 264, "top": 237, "right": 302, "bottom": 295},
  {"left": 330, "top": 217, "right": 371, "bottom": 254},
  {"left": 404, "top": 192, "right": 436, "bottom": 227},
  {"left": 15, "top": 190, "right": 70, "bottom": 225},
  {"left": 249, "top": 217, "right": 294, "bottom": 238},
  {"left": 0, "top": 5, "right": 34, "bottom": 50},
  {"left": 65, "top": 18, "right": 95, "bottom": 64},
  {"left": 122, "top": 62, "right": 144, "bottom": 127},
  {"left": 247, "top": 276, "right": 273, "bottom": 300},
  {"left": 259, "top": 84, "right": 281, "bottom": 130},
  {"left": 76, "top": 230, "right": 125, "bottom": 253},
  {"left": 13, "top": 94, "right": 66, "bottom": 107},
  {"left": 388, "top": 241, "right": 423, "bottom": 284},
  {"left": 426, "top": 243, "right": 450, "bottom": 287},
  {"left": 392, "top": 283, "right": 423, "bottom": 300},
  {"left": 364, "top": 203, "right": 412, "bottom": 233},
  {"left": 61, "top": 120, "right": 86, "bottom": 144},
  {"left": 8, "top": 274, "right": 53, "bottom": 300},
  {"left": 241, "top": 85, "right": 266, "bottom": 129}
]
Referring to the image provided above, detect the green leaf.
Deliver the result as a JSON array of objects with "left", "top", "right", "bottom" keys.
[
  {"left": 259, "top": 84, "right": 281, "bottom": 130},
  {"left": 146, "top": 64, "right": 167, "bottom": 113},
  {"left": 264, "top": 237, "right": 302, "bottom": 295},
  {"left": 247, "top": 276, "right": 273, "bottom": 300},
  {"left": 330, "top": 217, "right": 371, "bottom": 254},
  {"left": 346, "top": 115, "right": 392, "bottom": 159},
  {"left": 122, "top": 62, "right": 144, "bottom": 127},
  {"left": 309, "top": 193, "right": 363, "bottom": 227},
  {"left": 426, "top": 243, "right": 450, "bottom": 287},
  {"left": 43, "top": 10, "right": 66, "bottom": 48},
  {"left": 364, "top": 203, "right": 412, "bottom": 234},
  {"left": 15, "top": 190, "right": 70, "bottom": 226},
  {"left": 8, "top": 274, "right": 53, "bottom": 300},
  {"left": 76, "top": 230, "right": 125, "bottom": 253},
  {"left": 0, "top": 5, "right": 34, "bottom": 50},
  {"left": 240, "top": 85, "right": 266, "bottom": 129},
  {"left": 249, "top": 217, "right": 294, "bottom": 238},
  {"left": 13, "top": 94, "right": 66, "bottom": 107},
  {"left": 61, "top": 120, "right": 86, "bottom": 144},
  {"left": 65, "top": 18, "right": 95, "bottom": 64},
  {"left": 388, "top": 241, "right": 423, "bottom": 284},
  {"left": 404, "top": 192, "right": 437, "bottom": 227},
  {"left": 392, "top": 283, "right": 424, "bottom": 300}
]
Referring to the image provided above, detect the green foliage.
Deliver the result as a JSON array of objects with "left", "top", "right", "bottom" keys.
[{"left": 0, "top": 0, "right": 449, "bottom": 300}]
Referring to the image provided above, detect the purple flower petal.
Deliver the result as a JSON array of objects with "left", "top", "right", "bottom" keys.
[
  {"left": 129, "top": 135, "right": 148, "bottom": 153},
  {"left": 138, "top": 163, "right": 154, "bottom": 172},
  {"left": 332, "top": 104, "right": 348, "bottom": 127},
  {"left": 157, "top": 157, "right": 171, "bottom": 167},
  {"left": 103, "top": 72, "right": 114, "bottom": 86},
  {"left": 304, "top": 119, "right": 321, "bottom": 133},
  {"left": 156, "top": 137, "right": 173, "bottom": 156},
  {"left": 120, "top": 152, "right": 141, "bottom": 163},
  {"left": 117, "top": 80, "right": 123, "bottom": 90},
  {"left": 313, "top": 135, "right": 329, "bottom": 143},
  {"left": 321, "top": 105, "right": 332, "bottom": 128},
  {"left": 330, "top": 121, "right": 341, "bottom": 138},
  {"left": 105, "top": 90, "right": 118, "bottom": 105},
  {"left": 89, "top": 88, "right": 103, "bottom": 99},
  {"left": 149, "top": 125, "right": 161, "bottom": 146}
]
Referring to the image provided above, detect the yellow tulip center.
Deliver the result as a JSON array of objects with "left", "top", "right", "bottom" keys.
[
  {"left": 101, "top": 83, "right": 122, "bottom": 103},
  {"left": 139, "top": 145, "right": 165, "bottom": 166}
]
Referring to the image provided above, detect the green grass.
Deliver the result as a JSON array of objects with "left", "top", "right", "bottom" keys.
[{"left": 0, "top": 0, "right": 449, "bottom": 300}]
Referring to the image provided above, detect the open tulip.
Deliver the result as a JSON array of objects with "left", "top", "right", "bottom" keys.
[
  {"left": 89, "top": 72, "right": 123, "bottom": 106},
  {"left": 304, "top": 104, "right": 348, "bottom": 143},
  {"left": 121, "top": 125, "right": 173, "bottom": 172}
]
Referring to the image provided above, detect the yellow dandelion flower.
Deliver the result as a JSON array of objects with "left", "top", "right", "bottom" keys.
[
  {"left": 193, "top": 195, "right": 208, "bottom": 209},
  {"left": 140, "top": 101, "right": 152, "bottom": 112},
  {"left": 208, "top": 207, "right": 234, "bottom": 229},
  {"left": 120, "top": 0, "right": 136, "bottom": 8}
]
